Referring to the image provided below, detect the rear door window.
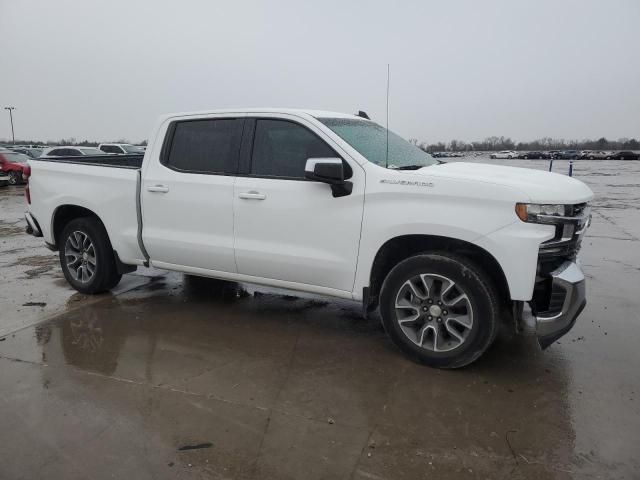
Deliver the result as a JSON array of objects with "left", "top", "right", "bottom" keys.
[{"left": 165, "top": 118, "right": 243, "bottom": 174}]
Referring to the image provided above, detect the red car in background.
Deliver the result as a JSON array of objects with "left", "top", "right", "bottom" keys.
[{"left": 0, "top": 150, "right": 31, "bottom": 185}]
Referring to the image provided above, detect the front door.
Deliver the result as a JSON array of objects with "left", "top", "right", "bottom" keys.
[{"left": 233, "top": 117, "right": 365, "bottom": 293}]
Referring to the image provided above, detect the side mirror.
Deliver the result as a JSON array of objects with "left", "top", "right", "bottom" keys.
[{"left": 304, "top": 158, "right": 352, "bottom": 197}]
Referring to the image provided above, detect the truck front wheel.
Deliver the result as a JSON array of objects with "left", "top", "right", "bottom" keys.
[
  {"left": 59, "top": 217, "right": 122, "bottom": 294},
  {"left": 379, "top": 253, "right": 499, "bottom": 368}
]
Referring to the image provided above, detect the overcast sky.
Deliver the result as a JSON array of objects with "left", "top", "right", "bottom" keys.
[{"left": 1, "top": 0, "right": 639, "bottom": 144}]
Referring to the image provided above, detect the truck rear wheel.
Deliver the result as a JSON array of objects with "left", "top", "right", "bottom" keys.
[
  {"left": 379, "top": 253, "right": 499, "bottom": 368},
  {"left": 59, "top": 217, "right": 122, "bottom": 294}
]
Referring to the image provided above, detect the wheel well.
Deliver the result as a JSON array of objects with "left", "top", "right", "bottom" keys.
[
  {"left": 52, "top": 205, "right": 102, "bottom": 249},
  {"left": 367, "top": 235, "right": 511, "bottom": 311}
]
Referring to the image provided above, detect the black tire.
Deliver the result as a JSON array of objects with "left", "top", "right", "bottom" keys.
[
  {"left": 8, "top": 171, "right": 21, "bottom": 185},
  {"left": 379, "top": 253, "right": 499, "bottom": 369},
  {"left": 58, "top": 217, "right": 122, "bottom": 294}
]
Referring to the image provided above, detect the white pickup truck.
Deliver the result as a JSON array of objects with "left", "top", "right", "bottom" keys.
[{"left": 24, "top": 109, "right": 593, "bottom": 368}]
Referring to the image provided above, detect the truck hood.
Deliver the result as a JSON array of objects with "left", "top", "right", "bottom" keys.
[{"left": 417, "top": 162, "right": 594, "bottom": 203}]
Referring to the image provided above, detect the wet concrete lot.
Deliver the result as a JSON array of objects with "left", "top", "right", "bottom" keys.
[{"left": 1, "top": 159, "right": 639, "bottom": 479}]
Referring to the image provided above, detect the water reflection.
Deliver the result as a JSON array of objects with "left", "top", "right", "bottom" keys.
[
  {"left": 60, "top": 308, "right": 127, "bottom": 375},
  {"left": 32, "top": 274, "right": 584, "bottom": 477}
]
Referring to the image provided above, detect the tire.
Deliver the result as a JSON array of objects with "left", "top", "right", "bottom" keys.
[
  {"left": 8, "top": 171, "right": 20, "bottom": 185},
  {"left": 58, "top": 217, "right": 122, "bottom": 294},
  {"left": 379, "top": 253, "right": 499, "bottom": 369}
]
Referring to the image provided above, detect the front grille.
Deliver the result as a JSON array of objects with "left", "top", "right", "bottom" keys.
[
  {"left": 538, "top": 202, "right": 591, "bottom": 274},
  {"left": 570, "top": 202, "right": 588, "bottom": 217}
]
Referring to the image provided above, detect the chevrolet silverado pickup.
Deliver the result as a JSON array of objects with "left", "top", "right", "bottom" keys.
[{"left": 24, "top": 109, "right": 593, "bottom": 368}]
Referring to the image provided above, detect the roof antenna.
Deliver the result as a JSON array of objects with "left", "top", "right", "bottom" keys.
[{"left": 385, "top": 63, "right": 390, "bottom": 169}]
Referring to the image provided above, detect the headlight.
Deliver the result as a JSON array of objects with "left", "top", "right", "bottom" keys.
[{"left": 515, "top": 203, "right": 570, "bottom": 223}]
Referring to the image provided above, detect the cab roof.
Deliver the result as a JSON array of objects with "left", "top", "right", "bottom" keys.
[{"left": 162, "top": 108, "right": 364, "bottom": 121}]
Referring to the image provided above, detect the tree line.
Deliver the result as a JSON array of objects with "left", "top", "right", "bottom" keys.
[{"left": 411, "top": 136, "right": 640, "bottom": 153}]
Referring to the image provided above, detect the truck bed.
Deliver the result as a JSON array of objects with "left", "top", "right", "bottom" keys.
[
  {"left": 27, "top": 154, "right": 146, "bottom": 264},
  {"left": 36, "top": 154, "right": 144, "bottom": 169}
]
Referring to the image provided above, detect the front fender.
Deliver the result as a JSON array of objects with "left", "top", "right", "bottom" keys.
[{"left": 474, "top": 221, "right": 555, "bottom": 300}]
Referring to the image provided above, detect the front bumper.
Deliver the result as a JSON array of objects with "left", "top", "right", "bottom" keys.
[{"left": 535, "top": 261, "right": 586, "bottom": 349}]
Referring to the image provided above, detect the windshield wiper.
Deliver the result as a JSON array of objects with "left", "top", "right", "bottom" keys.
[{"left": 389, "top": 164, "right": 429, "bottom": 170}]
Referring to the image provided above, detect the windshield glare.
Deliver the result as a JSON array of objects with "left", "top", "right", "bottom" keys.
[{"left": 318, "top": 118, "right": 436, "bottom": 169}]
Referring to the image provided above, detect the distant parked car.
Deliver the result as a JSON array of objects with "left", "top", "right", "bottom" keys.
[
  {"left": 490, "top": 150, "right": 517, "bottom": 159},
  {"left": 98, "top": 143, "right": 146, "bottom": 154},
  {"left": 555, "top": 150, "right": 579, "bottom": 159},
  {"left": 41, "top": 146, "right": 108, "bottom": 157},
  {"left": 518, "top": 151, "right": 549, "bottom": 159},
  {"left": 0, "top": 151, "right": 31, "bottom": 185},
  {"left": 609, "top": 151, "right": 640, "bottom": 160},
  {"left": 580, "top": 150, "right": 608, "bottom": 159},
  {"left": 0, "top": 172, "right": 9, "bottom": 187},
  {"left": 10, "top": 147, "right": 43, "bottom": 158}
]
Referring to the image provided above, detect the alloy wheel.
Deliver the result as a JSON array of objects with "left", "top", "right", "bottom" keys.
[
  {"left": 64, "top": 231, "right": 97, "bottom": 283},
  {"left": 394, "top": 273, "right": 474, "bottom": 352}
]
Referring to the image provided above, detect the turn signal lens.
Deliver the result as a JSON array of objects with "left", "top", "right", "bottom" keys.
[{"left": 515, "top": 203, "right": 528, "bottom": 222}]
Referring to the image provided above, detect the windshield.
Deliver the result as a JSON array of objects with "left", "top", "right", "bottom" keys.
[
  {"left": 79, "top": 148, "right": 105, "bottom": 155},
  {"left": 122, "top": 145, "right": 145, "bottom": 153},
  {"left": 3, "top": 153, "right": 29, "bottom": 163},
  {"left": 318, "top": 118, "right": 436, "bottom": 169}
]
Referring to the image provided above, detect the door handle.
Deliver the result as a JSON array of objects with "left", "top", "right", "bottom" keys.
[
  {"left": 238, "top": 191, "right": 266, "bottom": 200},
  {"left": 147, "top": 185, "right": 169, "bottom": 193}
]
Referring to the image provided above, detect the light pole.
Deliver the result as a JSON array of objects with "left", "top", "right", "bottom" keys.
[{"left": 4, "top": 106, "right": 16, "bottom": 144}]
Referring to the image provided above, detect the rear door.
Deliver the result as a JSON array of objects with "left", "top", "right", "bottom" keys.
[
  {"left": 233, "top": 116, "right": 365, "bottom": 293},
  {"left": 141, "top": 115, "right": 244, "bottom": 273}
]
